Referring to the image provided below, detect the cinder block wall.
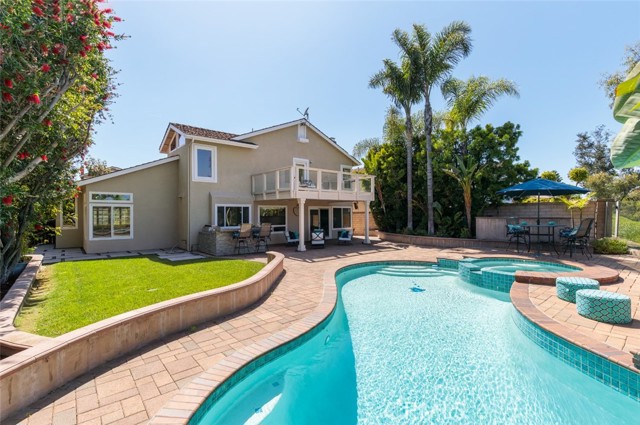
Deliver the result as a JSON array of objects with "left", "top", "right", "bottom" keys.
[
  {"left": 352, "top": 204, "right": 378, "bottom": 236},
  {"left": 481, "top": 200, "right": 610, "bottom": 239}
]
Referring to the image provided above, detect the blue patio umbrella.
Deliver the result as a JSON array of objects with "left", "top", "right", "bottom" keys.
[{"left": 497, "top": 178, "right": 590, "bottom": 225}]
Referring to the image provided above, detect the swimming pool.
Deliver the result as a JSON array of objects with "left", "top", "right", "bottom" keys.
[{"left": 192, "top": 263, "right": 637, "bottom": 424}]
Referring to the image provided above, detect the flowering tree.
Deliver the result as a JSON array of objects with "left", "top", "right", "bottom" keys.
[{"left": 0, "top": 0, "right": 123, "bottom": 284}]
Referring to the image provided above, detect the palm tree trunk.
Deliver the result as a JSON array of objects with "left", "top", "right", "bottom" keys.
[
  {"left": 424, "top": 98, "right": 435, "bottom": 235},
  {"left": 464, "top": 187, "right": 472, "bottom": 235},
  {"left": 404, "top": 107, "right": 414, "bottom": 230}
]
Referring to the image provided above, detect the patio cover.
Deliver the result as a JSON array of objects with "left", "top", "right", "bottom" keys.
[
  {"left": 497, "top": 178, "right": 590, "bottom": 224},
  {"left": 610, "top": 62, "right": 640, "bottom": 169}
]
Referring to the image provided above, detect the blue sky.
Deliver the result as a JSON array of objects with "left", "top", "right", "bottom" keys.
[{"left": 95, "top": 1, "right": 639, "bottom": 180}]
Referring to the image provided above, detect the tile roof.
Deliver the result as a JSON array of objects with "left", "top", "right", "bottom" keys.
[{"left": 170, "top": 123, "right": 239, "bottom": 141}]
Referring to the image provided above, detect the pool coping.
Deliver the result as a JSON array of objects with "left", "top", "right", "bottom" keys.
[{"left": 150, "top": 257, "right": 634, "bottom": 424}]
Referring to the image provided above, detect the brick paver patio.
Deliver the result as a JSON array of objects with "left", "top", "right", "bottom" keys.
[{"left": 5, "top": 239, "right": 639, "bottom": 424}]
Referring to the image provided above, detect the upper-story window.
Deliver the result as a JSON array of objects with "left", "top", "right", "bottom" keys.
[
  {"left": 192, "top": 144, "right": 217, "bottom": 182},
  {"left": 297, "top": 123, "right": 309, "bottom": 143}
]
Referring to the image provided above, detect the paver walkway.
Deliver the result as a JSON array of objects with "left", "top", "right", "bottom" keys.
[{"left": 5, "top": 240, "right": 640, "bottom": 425}]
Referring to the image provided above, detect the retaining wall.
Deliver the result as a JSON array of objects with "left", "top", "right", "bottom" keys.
[{"left": 0, "top": 252, "right": 284, "bottom": 421}]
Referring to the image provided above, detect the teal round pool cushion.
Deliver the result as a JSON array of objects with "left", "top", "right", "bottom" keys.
[
  {"left": 576, "top": 289, "right": 632, "bottom": 324},
  {"left": 556, "top": 277, "right": 600, "bottom": 303}
]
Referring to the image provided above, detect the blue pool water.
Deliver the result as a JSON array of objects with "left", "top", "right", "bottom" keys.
[{"left": 193, "top": 263, "right": 637, "bottom": 425}]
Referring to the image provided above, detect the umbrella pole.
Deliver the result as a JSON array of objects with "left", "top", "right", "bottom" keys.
[{"left": 537, "top": 194, "right": 540, "bottom": 225}]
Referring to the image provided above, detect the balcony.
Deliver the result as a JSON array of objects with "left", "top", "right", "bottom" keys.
[{"left": 251, "top": 166, "right": 375, "bottom": 202}]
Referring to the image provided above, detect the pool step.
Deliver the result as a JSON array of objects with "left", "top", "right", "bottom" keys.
[{"left": 376, "top": 267, "right": 454, "bottom": 278}]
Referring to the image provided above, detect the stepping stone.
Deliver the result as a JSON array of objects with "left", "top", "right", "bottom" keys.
[
  {"left": 576, "top": 289, "right": 633, "bottom": 324},
  {"left": 556, "top": 277, "right": 600, "bottom": 303}
]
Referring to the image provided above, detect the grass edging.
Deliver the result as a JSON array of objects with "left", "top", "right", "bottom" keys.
[{"left": 0, "top": 251, "right": 285, "bottom": 422}]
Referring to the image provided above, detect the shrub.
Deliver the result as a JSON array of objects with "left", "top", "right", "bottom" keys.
[{"left": 592, "top": 238, "right": 629, "bottom": 255}]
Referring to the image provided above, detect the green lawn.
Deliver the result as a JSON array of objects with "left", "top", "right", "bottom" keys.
[
  {"left": 617, "top": 215, "right": 640, "bottom": 245},
  {"left": 15, "top": 256, "right": 265, "bottom": 337}
]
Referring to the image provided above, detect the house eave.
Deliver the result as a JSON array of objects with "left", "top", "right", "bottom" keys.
[{"left": 77, "top": 156, "right": 180, "bottom": 186}]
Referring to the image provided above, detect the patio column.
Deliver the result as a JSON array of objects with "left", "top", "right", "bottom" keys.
[
  {"left": 363, "top": 201, "right": 371, "bottom": 244},
  {"left": 297, "top": 198, "right": 306, "bottom": 252}
]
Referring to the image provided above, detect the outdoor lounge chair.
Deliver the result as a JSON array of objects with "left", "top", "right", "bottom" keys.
[
  {"left": 338, "top": 229, "right": 353, "bottom": 245},
  {"left": 562, "top": 218, "right": 593, "bottom": 258},
  {"left": 234, "top": 223, "right": 253, "bottom": 254},
  {"left": 311, "top": 228, "right": 325, "bottom": 248},
  {"left": 285, "top": 230, "right": 299, "bottom": 246},
  {"left": 254, "top": 223, "right": 272, "bottom": 252}
]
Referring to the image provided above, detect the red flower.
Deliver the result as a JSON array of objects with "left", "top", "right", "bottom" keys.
[
  {"left": 53, "top": 5, "right": 61, "bottom": 14},
  {"left": 0, "top": 23, "right": 10, "bottom": 31},
  {"left": 91, "top": 73, "right": 98, "bottom": 79},
  {"left": 41, "top": 63, "right": 51, "bottom": 72},
  {"left": 17, "top": 152, "right": 29, "bottom": 160},
  {"left": 102, "top": 20, "right": 111, "bottom": 28},
  {"left": 79, "top": 50, "right": 86, "bottom": 57},
  {"left": 32, "top": 6, "right": 44, "bottom": 17},
  {"left": 41, "top": 44, "right": 49, "bottom": 54},
  {"left": 22, "top": 23, "right": 32, "bottom": 30},
  {"left": 2, "top": 92, "right": 13, "bottom": 102},
  {"left": 66, "top": 14, "right": 73, "bottom": 23},
  {"left": 52, "top": 44, "right": 63, "bottom": 54},
  {"left": 34, "top": 224, "right": 44, "bottom": 231},
  {"left": 84, "top": 44, "right": 92, "bottom": 52},
  {"left": 52, "top": 15, "right": 60, "bottom": 22},
  {"left": 102, "top": 8, "right": 112, "bottom": 14},
  {"left": 40, "top": 154, "right": 48, "bottom": 162},
  {"left": 105, "top": 31, "right": 115, "bottom": 37},
  {"left": 27, "top": 94, "right": 41, "bottom": 104},
  {"left": 96, "top": 42, "right": 105, "bottom": 51},
  {"left": 2, "top": 195, "right": 13, "bottom": 206},
  {"left": 113, "top": 16, "right": 121, "bottom": 22},
  {"left": 43, "top": 119, "right": 52, "bottom": 127},
  {"left": 3, "top": 79, "right": 12, "bottom": 88},
  {"left": 79, "top": 84, "right": 88, "bottom": 92},
  {"left": 79, "top": 35, "right": 88, "bottom": 42}
]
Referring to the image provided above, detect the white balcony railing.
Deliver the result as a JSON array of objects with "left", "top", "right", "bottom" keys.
[{"left": 251, "top": 166, "right": 375, "bottom": 201}]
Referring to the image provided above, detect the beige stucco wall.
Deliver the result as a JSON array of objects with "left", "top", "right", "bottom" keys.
[
  {"left": 183, "top": 124, "right": 359, "bottom": 249},
  {"left": 80, "top": 160, "right": 179, "bottom": 253}
]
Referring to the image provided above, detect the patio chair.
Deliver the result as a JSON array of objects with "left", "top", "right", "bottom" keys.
[
  {"left": 311, "top": 228, "right": 325, "bottom": 248},
  {"left": 285, "top": 229, "right": 299, "bottom": 246},
  {"left": 562, "top": 218, "right": 593, "bottom": 258},
  {"left": 254, "top": 223, "right": 272, "bottom": 252},
  {"left": 234, "top": 223, "right": 253, "bottom": 254},
  {"left": 506, "top": 217, "right": 529, "bottom": 252},
  {"left": 338, "top": 229, "right": 353, "bottom": 245}
]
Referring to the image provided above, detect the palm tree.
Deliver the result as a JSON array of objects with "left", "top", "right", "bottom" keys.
[
  {"left": 443, "top": 155, "right": 484, "bottom": 236},
  {"left": 369, "top": 32, "right": 422, "bottom": 231},
  {"left": 441, "top": 75, "right": 519, "bottom": 154},
  {"left": 352, "top": 137, "right": 382, "bottom": 160},
  {"left": 411, "top": 22, "right": 473, "bottom": 235}
]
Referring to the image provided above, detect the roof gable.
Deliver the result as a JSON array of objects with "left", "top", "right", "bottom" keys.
[{"left": 235, "top": 119, "right": 359, "bottom": 165}]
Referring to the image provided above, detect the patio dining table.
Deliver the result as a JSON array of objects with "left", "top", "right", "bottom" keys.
[{"left": 522, "top": 223, "right": 561, "bottom": 256}]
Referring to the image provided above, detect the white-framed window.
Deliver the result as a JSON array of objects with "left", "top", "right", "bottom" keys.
[
  {"left": 216, "top": 204, "right": 251, "bottom": 229},
  {"left": 89, "top": 192, "right": 133, "bottom": 240},
  {"left": 259, "top": 206, "right": 286, "bottom": 232},
  {"left": 192, "top": 144, "right": 217, "bottom": 182},
  {"left": 332, "top": 207, "right": 352, "bottom": 229},
  {"left": 60, "top": 198, "right": 78, "bottom": 229},
  {"left": 297, "top": 123, "right": 308, "bottom": 143}
]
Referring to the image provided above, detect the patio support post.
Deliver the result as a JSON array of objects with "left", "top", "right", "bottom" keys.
[
  {"left": 297, "top": 198, "right": 306, "bottom": 252},
  {"left": 364, "top": 201, "right": 371, "bottom": 244}
]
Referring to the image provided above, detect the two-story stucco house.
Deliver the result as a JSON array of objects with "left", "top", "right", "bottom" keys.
[{"left": 55, "top": 118, "right": 375, "bottom": 254}]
